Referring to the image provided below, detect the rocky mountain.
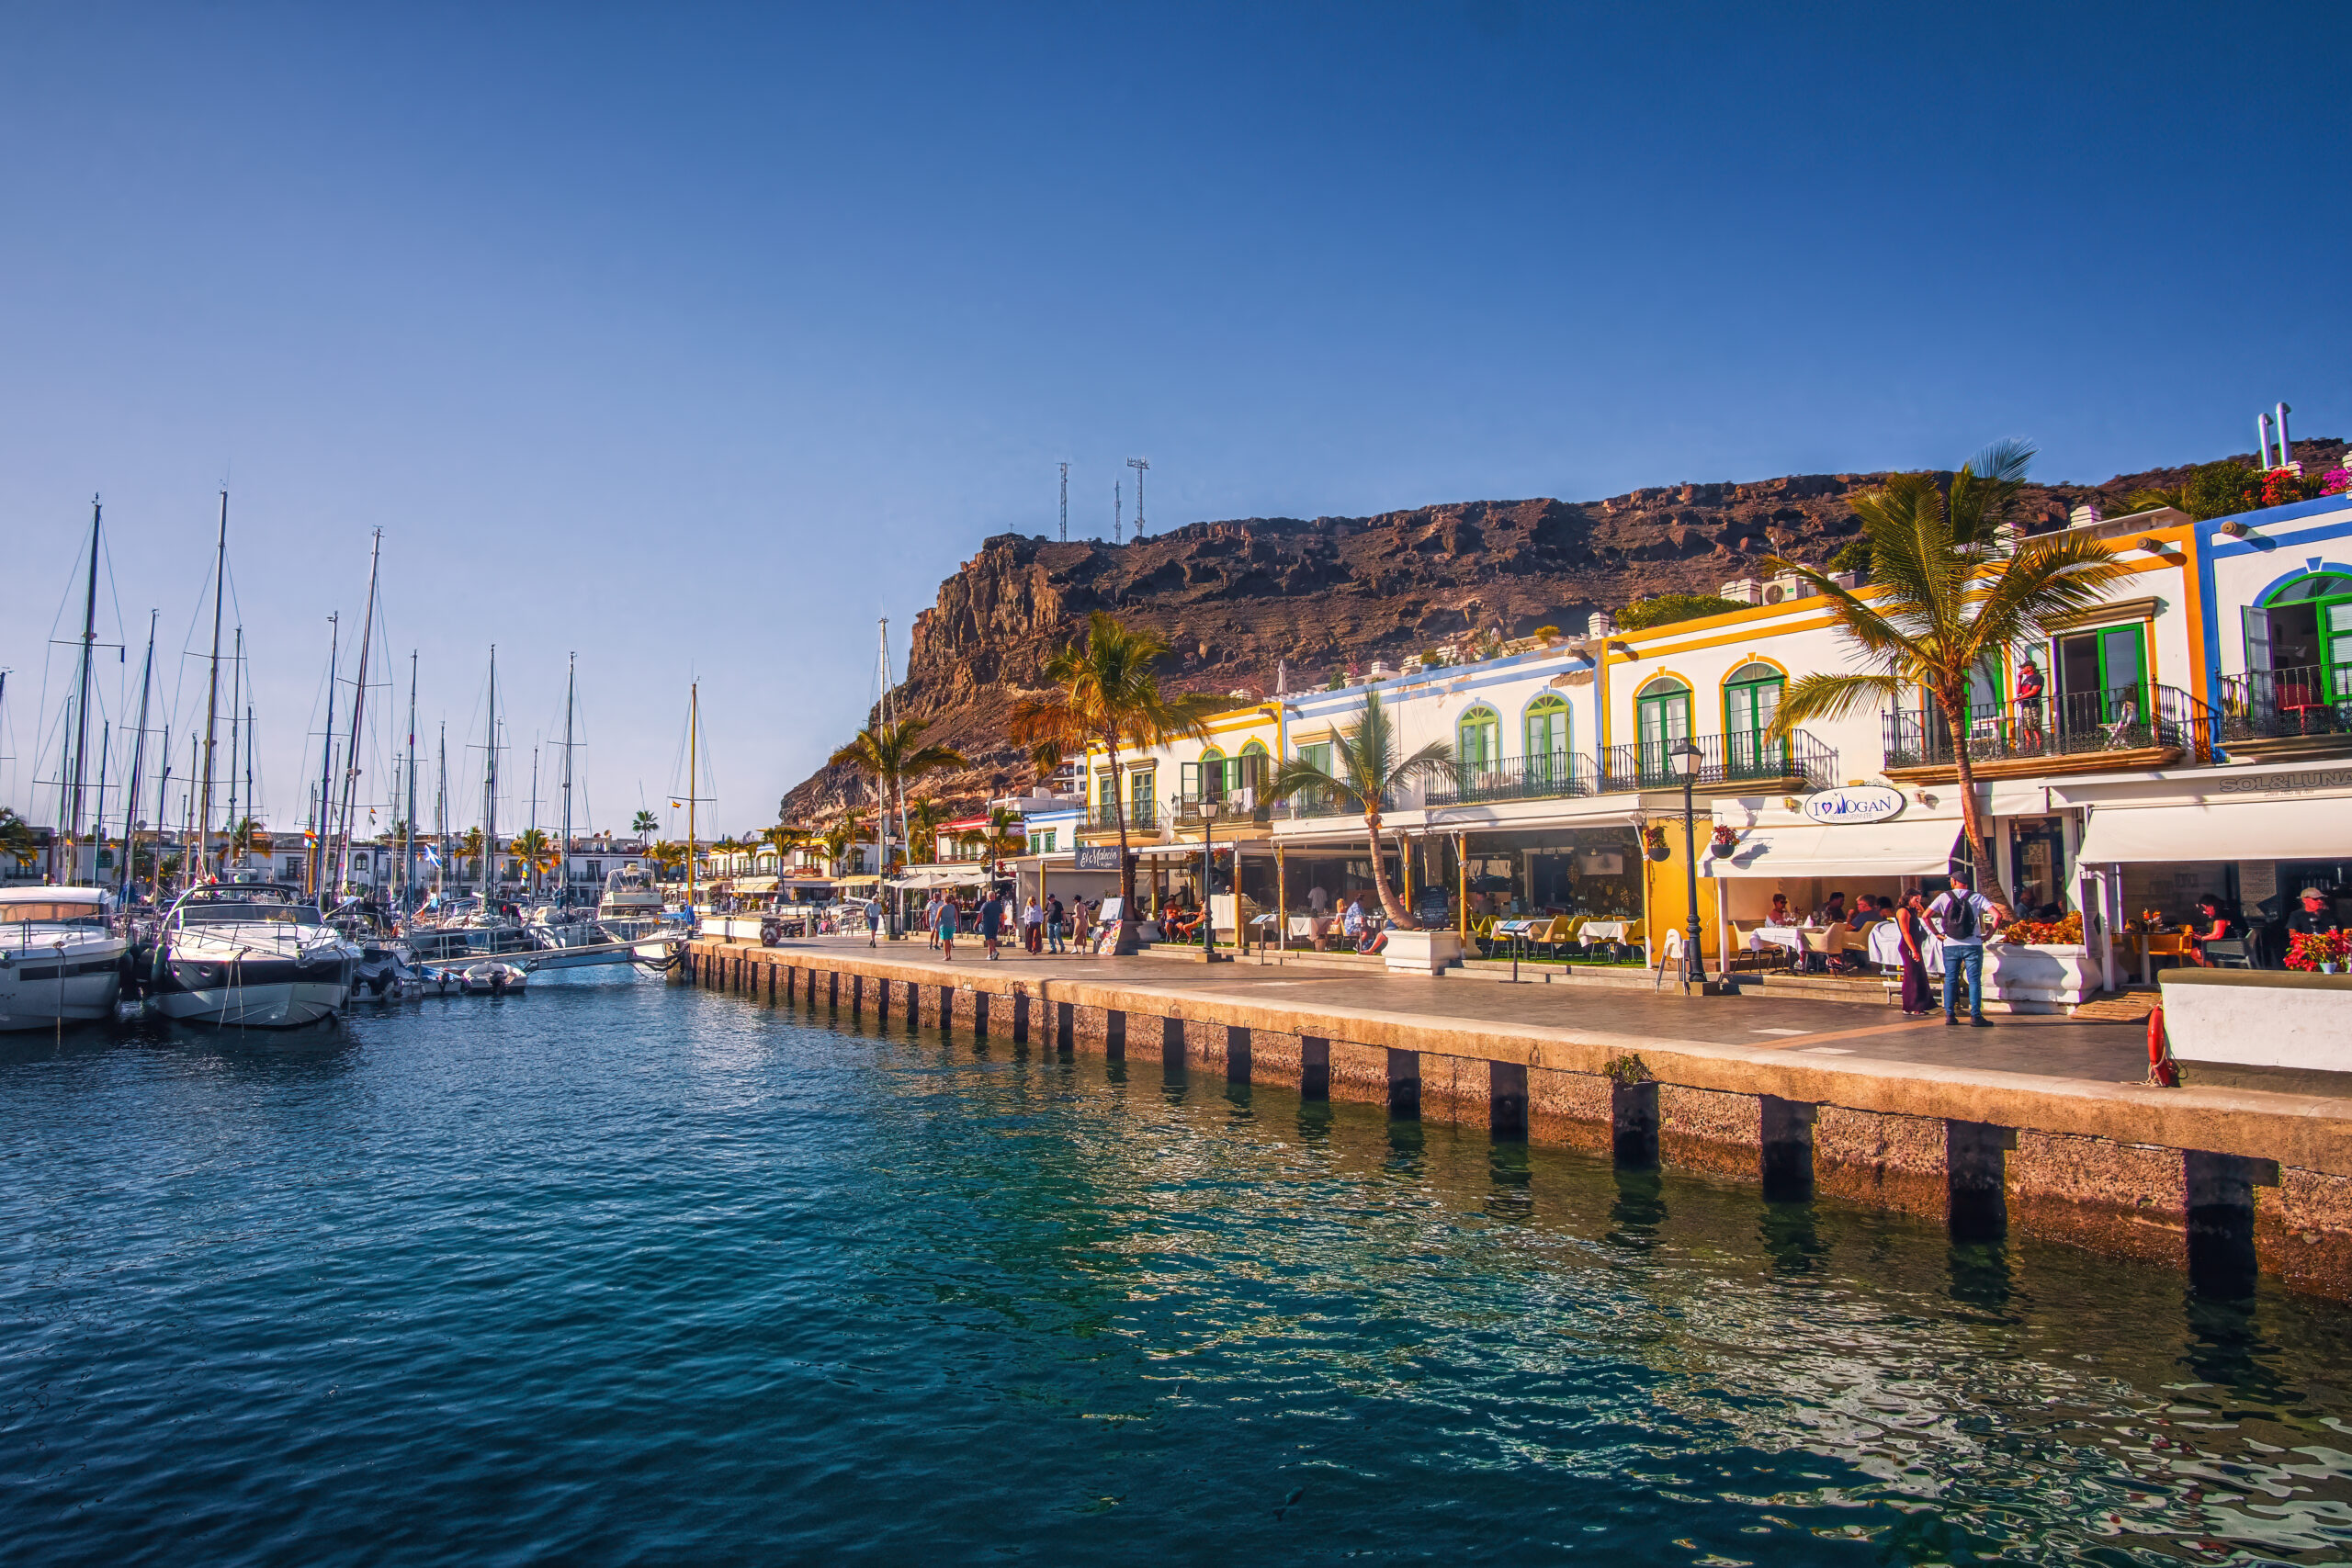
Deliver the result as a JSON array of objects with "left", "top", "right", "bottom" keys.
[{"left": 780, "top": 442, "right": 2348, "bottom": 821}]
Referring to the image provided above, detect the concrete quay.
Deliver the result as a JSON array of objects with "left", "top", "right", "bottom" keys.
[{"left": 685, "top": 935, "right": 2352, "bottom": 1301}]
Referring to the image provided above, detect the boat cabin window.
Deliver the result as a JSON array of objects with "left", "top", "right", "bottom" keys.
[{"left": 0, "top": 900, "right": 107, "bottom": 926}]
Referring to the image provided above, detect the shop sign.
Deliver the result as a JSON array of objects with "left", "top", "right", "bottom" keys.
[
  {"left": 1072, "top": 846, "right": 1125, "bottom": 871},
  {"left": 1801, "top": 785, "right": 1905, "bottom": 826}
]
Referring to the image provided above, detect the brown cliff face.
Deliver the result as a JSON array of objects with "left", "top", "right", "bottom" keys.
[{"left": 779, "top": 448, "right": 2344, "bottom": 819}]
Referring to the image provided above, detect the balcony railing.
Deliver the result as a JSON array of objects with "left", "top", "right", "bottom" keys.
[
  {"left": 1601, "top": 730, "right": 1838, "bottom": 792},
  {"left": 1423, "top": 750, "right": 1595, "bottom": 807},
  {"left": 1882, "top": 684, "right": 2211, "bottom": 770},
  {"left": 1085, "top": 801, "right": 1156, "bottom": 832},
  {"left": 2221, "top": 664, "right": 2352, "bottom": 744}
]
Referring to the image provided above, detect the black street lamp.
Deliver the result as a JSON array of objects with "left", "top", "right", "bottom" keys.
[
  {"left": 1176, "top": 793, "right": 1224, "bottom": 964},
  {"left": 1670, "top": 737, "right": 1705, "bottom": 994}
]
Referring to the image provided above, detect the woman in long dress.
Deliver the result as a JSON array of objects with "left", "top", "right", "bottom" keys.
[{"left": 1896, "top": 891, "right": 1932, "bottom": 1015}]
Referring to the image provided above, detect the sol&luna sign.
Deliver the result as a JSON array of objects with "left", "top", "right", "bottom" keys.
[{"left": 1800, "top": 785, "right": 1906, "bottom": 826}]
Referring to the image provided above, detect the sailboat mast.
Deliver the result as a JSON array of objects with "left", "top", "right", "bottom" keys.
[
  {"left": 402, "top": 651, "right": 419, "bottom": 914},
  {"left": 223, "top": 626, "right": 243, "bottom": 859},
  {"left": 483, "top": 647, "right": 499, "bottom": 907},
  {"left": 92, "top": 724, "right": 109, "bottom": 888},
  {"left": 435, "top": 721, "right": 447, "bottom": 897},
  {"left": 334, "top": 529, "right": 382, "bottom": 901},
  {"left": 560, "top": 653, "right": 576, "bottom": 907},
  {"left": 686, "top": 681, "right": 698, "bottom": 915},
  {"left": 195, "top": 491, "right": 229, "bottom": 884},
  {"left": 64, "top": 495, "right": 103, "bottom": 882},
  {"left": 312, "top": 614, "right": 340, "bottom": 900},
  {"left": 526, "top": 743, "right": 540, "bottom": 898},
  {"left": 152, "top": 722, "right": 172, "bottom": 895},
  {"left": 120, "top": 611, "right": 157, "bottom": 899}
]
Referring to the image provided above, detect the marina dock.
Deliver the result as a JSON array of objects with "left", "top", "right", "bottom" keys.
[{"left": 687, "top": 933, "right": 2352, "bottom": 1301}]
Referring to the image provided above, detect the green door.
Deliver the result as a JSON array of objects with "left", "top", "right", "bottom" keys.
[
  {"left": 1634, "top": 680, "right": 1690, "bottom": 783},
  {"left": 1723, "top": 663, "right": 1785, "bottom": 778}
]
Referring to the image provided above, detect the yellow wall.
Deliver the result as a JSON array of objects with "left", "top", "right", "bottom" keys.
[{"left": 1639, "top": 817, "right": 1724, "bottom": 971}]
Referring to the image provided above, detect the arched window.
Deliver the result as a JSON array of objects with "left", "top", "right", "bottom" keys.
[
  {"left": 1723, "top": 662, "right": 1785, "bottom": 774},
  {"left": 2248, "top": 572, "right": 2352, "bottom": 703},
  {"left": 1238, "top": 739, "right": 1271, "bottom": 795},
  {"left": 1523, "top": 694, "right": 1570, "bottom": 761},
  {"left": 1634, "top": 677, "right": 1691, "bottom": 782},
  {"left": 1457, "top": 705, "right": 1499, "bottom": 770}
]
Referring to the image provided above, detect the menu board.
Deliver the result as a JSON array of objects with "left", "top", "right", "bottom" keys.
[{"left": 2241, "top": 861, "right": 2278, "bottom": 906}]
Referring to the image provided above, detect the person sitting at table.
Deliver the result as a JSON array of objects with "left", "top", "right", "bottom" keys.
[
  {"left": 2186, "top": 893, "right": 2240, "bottom": 965},
  {"left": 1813, "top": 891, "right": 1848, "bottom": 927},
  {"left": 1767, "top": 892, "right": 1792, "bottom": 926},
  {"left": 1847, "top": 896, "right": 1889, "bottom": 931},
  {"left": 2288, "top": 886, "right": 2341, "bottom": 941},
  {"left": 1342, "top": 896, "right": 1366, "bottom": 945}
]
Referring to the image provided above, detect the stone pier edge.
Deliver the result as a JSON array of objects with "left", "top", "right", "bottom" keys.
[{"left": 687, "top": 940, "right": 2352, "bottom": 1300}]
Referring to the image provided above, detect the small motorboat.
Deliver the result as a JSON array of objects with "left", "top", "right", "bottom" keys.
[{"left": 458, "top": 960, "right": 529, "bottom": 995}]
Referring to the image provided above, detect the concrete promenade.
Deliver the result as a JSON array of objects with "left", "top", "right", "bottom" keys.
[{"left": 684, "top": 933, "right": 2352, "bottom": 1300}]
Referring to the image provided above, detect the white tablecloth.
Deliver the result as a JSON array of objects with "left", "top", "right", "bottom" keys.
[
  {"left": 1578, "top": 919, "right": 1631, "bottom": 942},
  {"left": 1747, "top": 925, "right": 1804, "bottom": 954},
  {"left": 1865, "top": 922, "right": 1942, "bottom": 970}
]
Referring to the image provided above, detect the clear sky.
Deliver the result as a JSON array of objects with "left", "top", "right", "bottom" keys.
[{"left": 4, "top": 2, "right": 2343, "bottom": 839}]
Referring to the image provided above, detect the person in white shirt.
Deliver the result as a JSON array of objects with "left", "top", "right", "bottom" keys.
[
  {"left": 1928, "top": 872, "right": 2007, "bottom": 1027},
  {"left": 1307, "top": 884, "right": 1329, "bottom": 915}
]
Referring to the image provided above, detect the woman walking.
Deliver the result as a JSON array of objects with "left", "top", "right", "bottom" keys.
[
  {"left": 937, "top": 895, "right": 960, "bottom": 961},
  {"left": 1895, "top": 891, "right": 1932, "bottom": 1016}
]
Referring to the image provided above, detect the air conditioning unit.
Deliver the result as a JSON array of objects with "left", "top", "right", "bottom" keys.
[{"left": 1759, "top": 573, "right": 1814, "bottom": 605}]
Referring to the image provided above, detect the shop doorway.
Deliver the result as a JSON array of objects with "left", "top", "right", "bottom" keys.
[{"left": 2008, "top": 818, "right": 2067, "bottom": 917}]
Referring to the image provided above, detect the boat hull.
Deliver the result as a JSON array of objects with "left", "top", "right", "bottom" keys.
[
  {"left": 152, "top": 956, "right": 353, "bottom": 1028},
  {"left": 0, "top": 950, "right": 126, "bottom": 1032}
]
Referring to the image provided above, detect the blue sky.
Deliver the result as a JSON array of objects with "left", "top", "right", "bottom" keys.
[{"left": 3, "top": 2, "right": 2343, "bottom": 837}]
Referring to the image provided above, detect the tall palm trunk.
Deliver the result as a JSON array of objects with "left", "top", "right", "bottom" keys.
[
  {"left": 1102, "top": 731, "right": 1140, "bottom": 954},
  {"left": 1937, "top": 681, "right": 2010, "bottom": 907},
  {"left": 1363, "top": 809, "right": 1413, "bottom": 928}
]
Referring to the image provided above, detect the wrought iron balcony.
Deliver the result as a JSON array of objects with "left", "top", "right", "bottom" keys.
[
  {"left": 2221, "top": 665, "right": 2352, "bottom": 744},
  {"left": 1084, "top": 801, "right": 1155, "bottom": 832},
  {"left": 1422, "top": 750, "right": 1595, "bottom": 807},
  {"left": 1882, "top": 683, "right": 2212, "bottom": 771},
  {"left": 1601, "top": 730, "right": 1838, "bottom": 793}
]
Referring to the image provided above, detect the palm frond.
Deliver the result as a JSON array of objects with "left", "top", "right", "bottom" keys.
[{"left": 1770, "top": 673, "right": 1906, "bottom": 735}]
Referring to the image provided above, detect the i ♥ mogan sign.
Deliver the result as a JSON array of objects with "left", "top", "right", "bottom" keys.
[{"left": 1801, "top": 785, "right": 1906, "bottom": 825}]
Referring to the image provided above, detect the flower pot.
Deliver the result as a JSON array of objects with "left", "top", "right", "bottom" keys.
[
  {"left": 2325, "top": 963, "right": 2343, "bottom": 976},
  {"left": 1983, "top": 942, "right": 2098, "bottom": 1013},
  {"left": 1382, "top": 928, "right": 1464, "bottom": 975}
]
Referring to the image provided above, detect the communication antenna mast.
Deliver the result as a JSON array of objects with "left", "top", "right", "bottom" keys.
[
  {"left": 1058, "top": 463, "right": 1069, "bottom": 542},
  {"left": 1126, "top": 457, "right": 1149, "bottom": 537},
  {"left": 1114, "top": 481, "right": 1122, "bottom": 545}
]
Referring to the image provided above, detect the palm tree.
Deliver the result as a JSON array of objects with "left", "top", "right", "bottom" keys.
[
  {"left": 646, "top": 840, "right": 686, "bottom": 884},
  {"left": 458, "top": 826, "right": 487, "bottom": 886},
  {"left": 1008, "top": 611, "right": 1220, "bottom": 952},
  {"left": 631, "top": 809, "right": 659, "bottom": 843},
  {"left": 1764, "top": 441, "right": 2129, "bottom": 907},
  {"left": 758, "top": 823, "right": 808, "bottom": 874},
  {"left": 1262, "top": 690, "right": 1453, "bottom": 928},
  {"left": 904, "top": 797, "right": 947, "bottom": 864},
  {"left": 820, "top": 810, "right": 867, "bottom": 877},
  {"left": 228, "top": 817, "right": 260, "bottom": 860},
  {"left": 827, "top": 718, "right": 967, "bottom": 871},
  {"left": 510, "top": 828, "right": 558, "bottom": 895},
  {"left": 0, "top": 808, "right": 36, "bottom": 874},
  {"left": 956, "top": 807, "right": 1025, "bottom": 880}
]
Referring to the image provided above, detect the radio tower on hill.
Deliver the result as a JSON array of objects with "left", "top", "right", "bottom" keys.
[
  {"left": 1126, "top": 457, "right": 1149, "bottom": 537},
  {"left": 1058, "top": 462, "right": 1069, "bottom": 542},
  {"left": 1114, "top": 481, "right": 1122, "bottom": 544}
]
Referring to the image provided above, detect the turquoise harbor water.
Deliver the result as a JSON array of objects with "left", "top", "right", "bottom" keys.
[{"left": 6, "top": 973, "right": 2352, "bottom": 1565}]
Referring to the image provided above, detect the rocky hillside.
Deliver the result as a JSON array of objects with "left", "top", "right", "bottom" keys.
[{"left": 781, "top": 441, "right": 2347, "bottom": 820}]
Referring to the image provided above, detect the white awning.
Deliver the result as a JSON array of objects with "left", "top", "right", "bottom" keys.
[
  {"left": 2077, "top": 797, "right": 2351, "bottom": 863},
  {"left": 1702, "top": 818, "right": 1962, "bottom": 879}
]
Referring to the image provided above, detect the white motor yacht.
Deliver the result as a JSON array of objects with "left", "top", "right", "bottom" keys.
[
  {"left": 152, "top": 882, "right": 359, "bottom": 1028},
  {"left": 0, "top": 886, "right": 128, "bottom": 1032}
]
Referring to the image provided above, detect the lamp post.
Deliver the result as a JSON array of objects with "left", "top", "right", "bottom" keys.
[
  {"left": 1670, "top": 737, "right": 1705, "bottom": 995},
  {"left": 1177, "top": 792, "right": 1222, "bottom": 964}
]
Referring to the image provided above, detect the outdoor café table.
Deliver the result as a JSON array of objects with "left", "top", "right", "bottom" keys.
[
  {"left": 1864, "top": 920, "right": 1941, "bottom": 973},
  {"left": 1747, "top": 924, "right": 1804, "bottom": 957},
  {"left": 1577, "top": 919, "right": 1631, "bottom": 957}
]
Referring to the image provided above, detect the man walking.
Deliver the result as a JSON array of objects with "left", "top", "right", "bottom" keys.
[
  {"left": 1046, "top": 895, "right": 1066, "bottom": 954},
  {"left": 978, "top": 887, "right": 1006, "bottom": 961},
  {"left": 1928, "top": 872, "right": 2006, "bottom": 1027}
]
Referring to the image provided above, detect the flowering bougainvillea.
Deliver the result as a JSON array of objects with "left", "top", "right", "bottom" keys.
[{"left": 2286, "top": 929, "right": 2351, "bottom": 971}]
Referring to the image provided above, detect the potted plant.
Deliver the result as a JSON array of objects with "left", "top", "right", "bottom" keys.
[
  {"left": 1984, "top": 908, "right": 2095, "bottom": 1011},
  {"left": 2287, "top": 929, "right": 2352, "bottom": 975}
]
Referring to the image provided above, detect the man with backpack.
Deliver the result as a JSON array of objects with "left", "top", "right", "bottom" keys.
[{"left": 1928, "top": 872, "right": 2007, "bottom": 1027}]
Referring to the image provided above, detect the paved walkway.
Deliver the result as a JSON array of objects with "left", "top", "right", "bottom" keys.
[{"left": 770, "top": 934, "right": 2248, "bottom": 1092}]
